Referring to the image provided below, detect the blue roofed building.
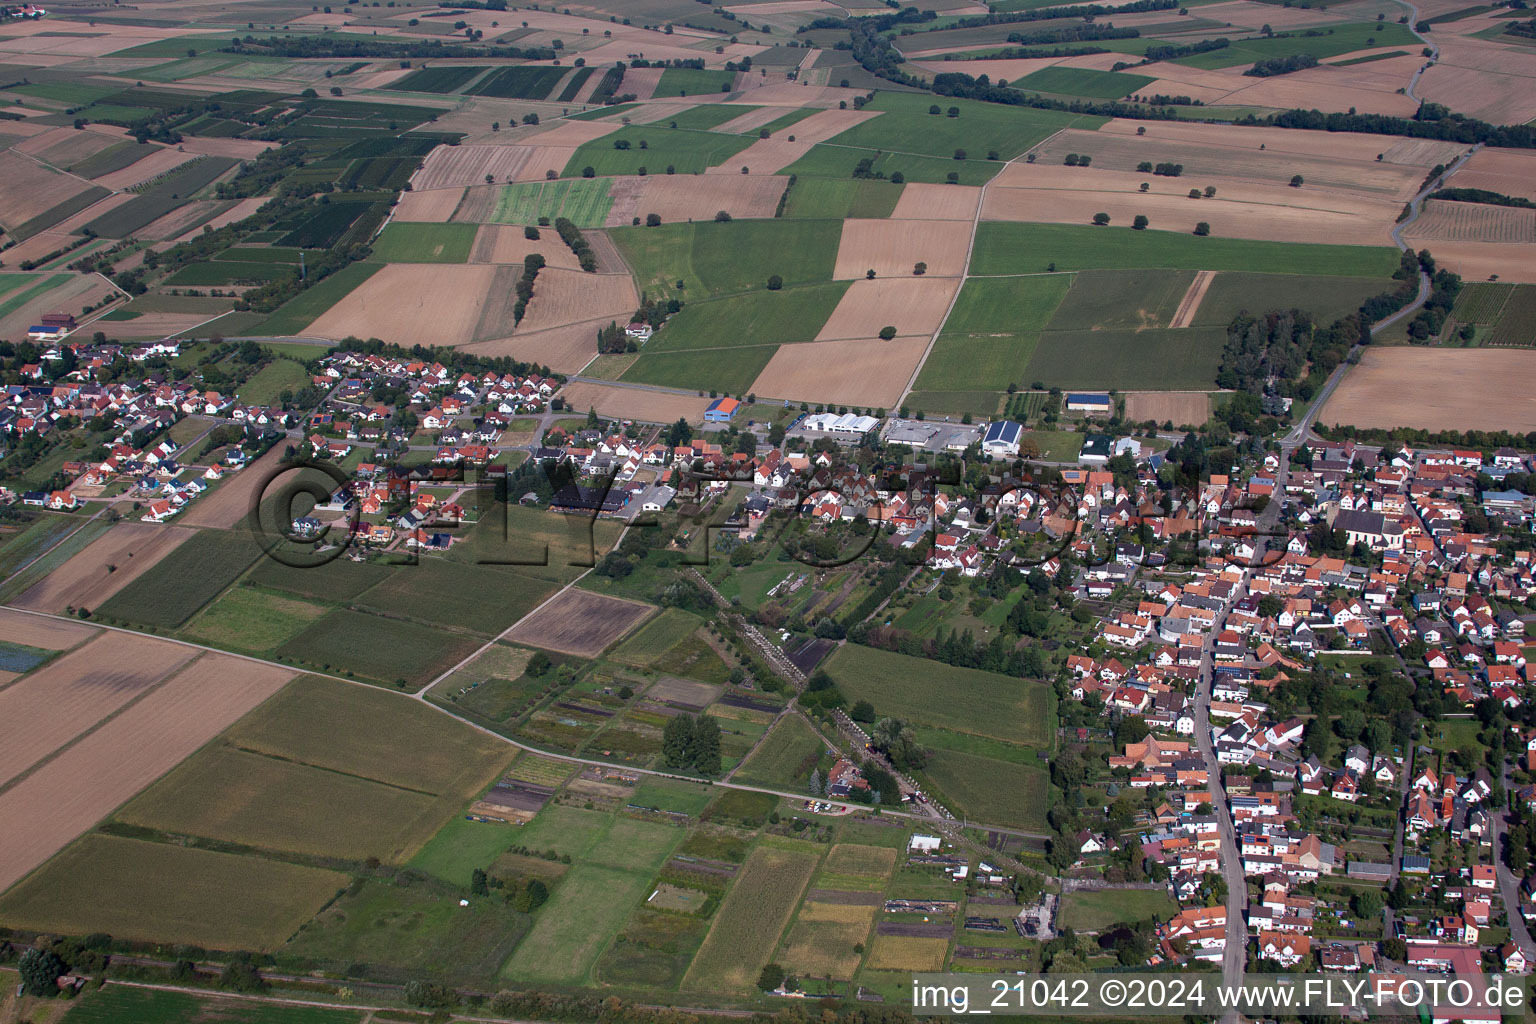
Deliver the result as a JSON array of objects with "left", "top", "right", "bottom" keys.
[{"left": 980, "top": 420, "right": 1022, "bottom": 456}]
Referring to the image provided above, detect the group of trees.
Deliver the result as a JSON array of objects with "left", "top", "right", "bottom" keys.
[
  {"left": 662, "top": 713, "right": 722, "bottom": 775},
  {"left": 1244, "top": 53, "right": 1320, "bottom": 77},
  {"left": 553, "top": 217, "right": 598, "bottom": 272}
]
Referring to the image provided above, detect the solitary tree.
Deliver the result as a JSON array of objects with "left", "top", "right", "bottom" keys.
[
  {"left": 865, "top": 268, "right": 876, "bottom": 280},
  {"left": 878, "top": 326, "right": 897, "bottom": 340},
  {"left": 1092, "top": 212, "right": 1110, "bottom": 225},
  {"left": 1133, "top": 214, "right": 1149, "bottom": 230},
  {"left": 954, "top": 148, "right": 966, "bottom": 160},
  {"left": 1194, "top": 221, "right": 1210, "bottom": 236},
  {"left": 645, "top": 212, "right": 662, "bottom": 226},
  {"left": 19, "top": 948, "right": 66, "bottom": 997},
  {"left": 913, "top": 261, "right": 927, "bottom": 275},
  {"left": 1289, "top": 174, "right": 1304, "bottom": 187},
  {"left": 766, "top": 274, "right": 783, "bottom": 290},
  {"left": 714, "top": 210, "right": 732, "bottom": 222}
]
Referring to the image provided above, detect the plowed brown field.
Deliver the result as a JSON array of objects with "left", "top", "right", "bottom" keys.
[
  {"left": 504, "top": 590, "right": 654, "bottom": 656},
  {"left": 469, "top": 224, "right": 583, "bottom": 269},
  {"left": 306, "top": 263, "right": 501, "bottom": 344},
  {"left": 1322, "top": 348, "right": 1536, "bottom": 431},
  {"left": 556, "top": 381, "right": 709, "bottom": 422},
  {"left": 14, "top": 522, "right": 194, "bottom": 614},
  {"left": 610, "top": 173, "right": 785, "bottom": 226},
  {"left": 515, "top": 267, "right": 638, "bottom": 334},
  {"left": 832, "top": 219, "right": 971, "bottom": 279},
  {"left": 0, "top": 607, "right": 97, "bottom": 650},
  {"left": 891, "top": 183, "right": 981, "bottom": 221},
  {"left": 395, "top": 187, "right": 465, "bottom": 222},
  {"left": 0, "top": 648, "right": 294, "bottom": 894},
  {"left": 750, "top": 335, "right": 929, "bottom": 408},
  {"left": 815, "top": 277, "right": 960, "bottom": 340},
  {"left": 1124, "top": 391, "right": 1212, "bottom": 426}
]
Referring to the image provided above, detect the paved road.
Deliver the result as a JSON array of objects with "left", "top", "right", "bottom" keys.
[{"left": 1495, "top": 762, "right": 1536, "bottom": 960}]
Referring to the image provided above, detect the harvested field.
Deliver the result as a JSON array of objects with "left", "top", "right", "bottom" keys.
[
  {"left": 0, "top": 649, "right": 293, "bottom": 893},
  {"left": 451, "top": 183, "right": 498, "bottom": 223},
  {"left": 394, "top": 186, "right": 465, "bottom": 222},
  {"left": 1452, "top": 147, "right": 1536, "bottom": 203},
  {"left": 1417, "top": 40, "right": 1536, "bottom": 125},
  {"left": 556, "top": 380, "right": 709, "bottom": 422},
  {"left": 780, "top": 900, "right": 877, "bottom": 980},
  {"left": 1322, "top": 347, "right": 1536, "bottom": 431},
  {"left": 14, "top": 126, "right": 121, "bottom": 167},
  {"left": 1405, "top": 199, "right": 1536, "bottom": 243},
  {"left": 984, "top": 161, "right": 1401, "bottom": 245},
  {"left": 307, "top": 263, "right": 501, "bottom": 345},
  {"left": 891, "top": 182, "right": 981, "bottom": 221},
  {"left": 503, "top": 590, "right": 655, "bottom": 657},
  {"left": 525, "top": 120, "right": 622, "bottom": 148},
  {"left": 750, "top": 335, "right": 929, "bottom": 408},
  {"left": 703, "top": 137, "right": 812, "bottom": 175},
  {"left": 468, "top": 224, "right": 583, "bottom": 269},
  {"left": 832, "top": 219, "right": 971, "bottom": 279},
  {"left": 0, "top": 607, "right": 97, "bottom": 650},
  {"left": 606, "top": 173, "right": 785, "bottom": 226},
  {"left": 91, "top": 146, "right": 197, "bottom": 190},
  {"left": 0, "top": 631, "right": 196, "bottom": 788},
  {"left": 135, "top": 199, "right": 226, "bottom": 242},
  {"left": 167, "top": 196, "right": 266, "bottom": 244},
  {"left": 89, "top": 309, "right": 226, "bottom": 338},
  {"left": 1168, "top": 269, "right": 1216, "bottom": 329},
  {"left": 13, "top": 522, "right": 194, "bottom": 614},
  {"left": 413, "top": 144, "right": 536, "bottom": 190},
  {"left": 1124, "top": 391, "right": 1212, "bottom": 426},
  {"left": 711, "top": 105, "right": 793, "bottom": 134},
  {"left": 815, "top": 276, "right": 960, "bottom": 340},
  {"left": 913, "top": 57, "right": 1065, "bottom": 82},
  {"left": 1396, "top": 239, "right": 1536, "bottom": 285},
  {"left": 777, "top": 107, "right": 881, "bottom": 144},
  {"left": 177, "top": 135, "right": 274, "bottom": 160},
  {"left": 0, "top": 151, "right": 94, "bottom": 236},
  {"left": 180, "top": 444, "right": 284, "bottom": 529},
  {"left": 683, "top": 843, "right": 819, "bottom": 994},
  {"left": 461, "top": 316, "right": 613, "bottom": 372},
  {"left": 516, "top": 267, "right": 638, "bottom": 334},
  {"left": 619, "top": 67, "right": 664, "bottom": 101}
]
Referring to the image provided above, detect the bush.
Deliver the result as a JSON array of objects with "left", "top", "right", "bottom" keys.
[{"left": 878, "top": 325, "right": 897, "bottom": 340}]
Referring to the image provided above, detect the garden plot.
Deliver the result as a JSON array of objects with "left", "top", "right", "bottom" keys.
[{"left": 832, "top": 219, "right": 971, "bottom": 279}]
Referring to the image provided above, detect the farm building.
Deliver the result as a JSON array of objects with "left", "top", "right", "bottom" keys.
[
  {"left": 624, "top": 322, "right": 653, "bottom": 343},
  {"left": 980, "top": 420, "right": 1022, "bottom": 457},
  {"left": 1066, "top": 392, "right": 1111, "bottom": 414},
  {"left": 703, "top": 397, "right": 741, "bottom": 422},
  {"left": 1078, "top": 434, "right": 1114, "bottom": 465}
]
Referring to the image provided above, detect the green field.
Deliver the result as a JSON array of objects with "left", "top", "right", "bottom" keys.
[
  {"left": 1174, "top": 21, "right": 1419, "bottom": 68},
  {"left": 163, "top": 261, "right": 294, "bottom": 286},
  {"left": 631, "top": 776, "right": 715, "bottom": 816},
  {"left": 972, "top": 222, "right": 1401, "bottom": 276},
  {"left": 823, "top": 645, "right": 1051, "bottom": 747},
  {"left": 180, "top": 584, "right": 328, "bottom": 653},
  {"left": 732, "top": 713, "right": 827, "bottom": 790},
  {"left": 386, "top": 64, "right": 489, "bottom": 93},
  {"left": 62, "top": 986, "right": 363, "bottom": 1024},
  {"left": 283, "top": 875, "right": 528, "bottom": 987},
  {"left": 609, "top": 606, "right": 705, "bottom": 667},
  {"left": 408, "top": 815, "right": 521, "bottom": 884},
  {"left": 1189, "top": 271, "right": 1396, "bottom": 328},
  {"left": 352, "top": 557, "right": 555, "bottom": 637},
  {"left": 95, "top": 528, "right": 261, "bottom": 628},
  {"left": 666, "top": 103, "right": 761, "bottom": 130},
  {"left": 0, "top": 834, "right": 346, "bottom": 952},
  {"left": 500, "top": 863, "right": 652, "bottom": 985},
  {"left": 466, "top": 64, "right": 569, "bottom": 99},
  {"left": 1011, "top": 65, "right": 1155, "bottom": 98},
  {"left": 648, "top": 281, "right": 850, "bottom": 352},
  {"left": 919, "top": 746, "right": 1049, "bottom": 830},
  {"left": 610, "top": 218, "right": 840, "bottom": 301},
  {"left": 653, "top": 67, "right": 739, "bottom": 97},
  {"left": 236, "top": 357, "right": 311, "bottom": 405},
  {"left": 904, "top": 389, "right": 1006, "bottom": 418},
  {"left": 683, "top": 842, "right": 820, "bottom": 994},
  {"left": 490, "top": 177, "right": 615, "bottom": 228},
  {"left": 1057, "top": 888, "right": 1179, "bottom": 931},
  {"left": 276, "top": 606, "right": 483, "bottom": 686},
  {"left": 369, "top": 222, "right": 477, "bottom": 263},
  {"left": 1046, "top": 268, "right": 1197, "bottom": 331},
  {"left": 827, "top": 92, "right": 1092, "bottom": 164},
  {"left": 621, "top": 344, "right": 777, "bottom": 395},
  {"left": 562, "top": 126, "right": 757, "bottom": 177},
  {"left": 1026, "top": 326, "right": 1227, "bottom": 390},
  {"left": 781, "top": 143, "right": 1004, "bottom": 187},
  {"left": 255, "top": 261, "right": 383, "bottom": 335},
  {"left": 782, "top": 177, "right": 905, "bottom": 219}
]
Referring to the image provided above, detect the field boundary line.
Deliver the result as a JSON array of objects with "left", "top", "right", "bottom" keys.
[{"left": 898, "top": 123, "right": 1078, "bottom": 406}]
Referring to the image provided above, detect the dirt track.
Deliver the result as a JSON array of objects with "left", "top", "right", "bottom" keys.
[{"left": 1168, "top": 270, "right": 1216, "bottom": 329}]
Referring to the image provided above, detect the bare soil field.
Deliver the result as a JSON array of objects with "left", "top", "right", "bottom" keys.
[
  {"left": 1407, "top": 199, "right": 1536, "bottom": 244},
  {"left": 912, "top": 57, "right": 1064, "bottom": 81},
  {"left": 177, "top": 135, "right": 274, "bottom": 159},
  {"left": 611, "top": 174, "right": 786, "bottom": 226},
  {"left": 451, "top": 183, "right": 498, "bottom": 223},
  {"left": 0, "top": 607, "right": 97, "bottom": 650},
  {"left": 646, "top": 676, "right": 723, "bottom": 707},
  {"left": 1418, "top": 40, "right": 1536, "bottom": 125},
  {"left": 461, "top": 316, "right": 611, "bottom": 372},
  {"left": 751, "top": 334, "right": 929, "bottom": 408},
  {"left": 1124, "top": 390, "right": 1212, "bottom": 426},
  {"left": 98, "top": 310, "right": 228, "bottom": 338},
  {"left": 180, "top": 444, "right": 284, "bottom": 530},
  {"left": 618, "top": 67, "right": 663, "bottom": 101},
  {"left": 413, "top": 144, "right": 534, "bottom": 191},
  {"left": 14, "top": 522, "right": 194, "bottom": 615},
  {"left": 92, "top": 147, "right": 197, "bottom": 190},
  {"left": 984, "top": 163, "right": 1401, "bottom": 245},
  {"left": 0, "top": 152, "right": 93, "bottom": 233},
  {"left": 621, "top": 101, "right": 704, "bottom": 126},
  {"left": 0, "top": 275, "right": 116, "bottom": 342},
  {"left": 504, "top": 590, "right": 655, "bottom": 656},
  {"left": 1168, "top": 270, "right": 1215, "bottom": 329},
  {"left": 704, "top": 137, "right": 812, "bottom": 175},
  {"left": 1392, "top": 239, "right": 1536, "bottom": 285},
  {"left": 0, "top": 631, "right": 196, "bottom": 788},
  {"left": 13, "top": 126, "right": 120, "bottom": 167},
  {"left": 516, "top": 267, "right": 638, "bottom": 334},
  {"left": 526, "top": 121, "right": 621, "bottom": 148},
  {"left": 557, "top": 380, "right": 709, "bottom": 422},
  {"left": 1182, "top": 60, "right": 1421, "bottom": 117},
  {"left": 1452, "top": 148, "right": 1536, "bottom": 203},
  {"left": 815, "top": 276, "right": 961, "bottom": 340},
  {"left": 138, "top": 199, "right": 226, "bottom": 242},
  {"left": 0, "top": 650, "right": 294, "bottom": 894},
  {"left": 779, "top": 107, "right": 880, "bottom": 144},
  {"left": 833, "top": 218, "right": 971, "bottom": 279},
  {"left": 168, "top": 196, "right": 268, "bottom": 245},
  {"left": 1322, "top": 348, "right": 1536, "bottom": 431},
  {"left": 306, "top": 263, "right": 500, "bottom": 345},
  {"left": 891, "top": 182, "right": 981, "bottom": 221},
  {"left": 469, "top": 224, "right": 583, "bottom": 269},
  {"left": 395, "top": 186, "right": 465, "bottom": 222}
]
